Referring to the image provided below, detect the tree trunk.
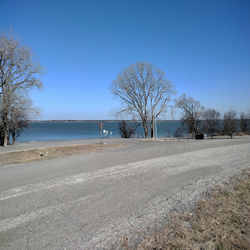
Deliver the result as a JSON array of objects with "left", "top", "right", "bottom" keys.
[
  {"left": 7, "top": 133, "right": 10, "bottom": 145},
  {"left": 144, "top": 126, "right": 148, "bottom": 138},
  {"left": 2, "top": 112, "right": 8, "bottom": 147},
  {"left": 12, "top": 134, "right": 16, "bottom": 144},
  {"left": 150, "top": 118, "right": 154, "bottom": 138},
  {"left": 2, "top": 130, "right": 8, "bottom": 147},
  {"left": 1, "top": 85, "right": 9, "bottom": 147},
  {"left": 142, "top": 119, "right": 148, "bottom": 138}
]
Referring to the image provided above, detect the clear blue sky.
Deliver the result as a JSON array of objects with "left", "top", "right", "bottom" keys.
[{"left": 1, "top": 0, "right": 249, "bottom": 120}]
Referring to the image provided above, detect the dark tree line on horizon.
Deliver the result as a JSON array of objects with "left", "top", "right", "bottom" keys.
[{"left": 176, "top": 95, "right": 250, "bottom": 139}]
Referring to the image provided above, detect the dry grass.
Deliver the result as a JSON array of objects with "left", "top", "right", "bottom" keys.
[
  {"left": 234, "top": 132, "right": 250, "bottom": 136},
  {"left": 0, "top": 143, "right": 120, "bottom": 165},
  {"left": 137, "top": 169, "right": 250, "bottom": 250}
]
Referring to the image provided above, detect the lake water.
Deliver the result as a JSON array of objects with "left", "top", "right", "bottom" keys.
[{"left": 17, "top": 121, "right": 183, "bottom": 142}]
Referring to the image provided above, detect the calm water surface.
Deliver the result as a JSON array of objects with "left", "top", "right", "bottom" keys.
[{"left": 17, "top": 121, "right": 183, "bottom": 142}]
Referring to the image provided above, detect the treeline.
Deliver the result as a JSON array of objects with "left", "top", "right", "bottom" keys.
[
  {"left": 176, "top": 94, "right": 250, "bottom": 139},
  {"left": 0, "top": 34, "right": 42, "bottom": 146}
]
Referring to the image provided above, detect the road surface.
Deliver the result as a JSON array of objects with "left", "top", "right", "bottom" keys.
[{"left": 0, "top": 138, "right": 249, "bottom": 249}]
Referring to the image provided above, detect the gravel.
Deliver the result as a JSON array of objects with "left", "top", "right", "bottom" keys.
[{"left": 0, "top": 137, "right": 249, "bottom": 249}]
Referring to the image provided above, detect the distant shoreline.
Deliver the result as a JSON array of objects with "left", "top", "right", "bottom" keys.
[{"left": 29, "top": 120, "right": 181, "bottom": 123}]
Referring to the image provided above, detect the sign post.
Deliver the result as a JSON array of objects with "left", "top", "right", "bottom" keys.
[{"left": 98, "top": 122, "right": 104, "bottom": 147}]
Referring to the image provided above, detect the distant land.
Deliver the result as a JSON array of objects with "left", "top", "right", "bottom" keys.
[{"left": 30, "top": 120, "right": 181, "bottom": 123}]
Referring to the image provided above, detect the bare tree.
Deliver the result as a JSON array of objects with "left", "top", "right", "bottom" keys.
[
  {"left": 202, "top": 108, "right": 221, "bottom": 138},
  {"left": 118, "top": 120, "right": 135, "bottom": 138},
  {"left": 8, "top": 105, "right": 29, "bottom": 144},
  {"left": 111, "top": 62, "right": 175, "bottom": 138},
  {"left": 173, "top": 127, "right": 184, "bottom": 139},
  {"left": 240, "top": 111, "right": 250, "bottom": 133},
  {"left": 8, "top": 95, "right": 39, "bottom": 144},
  {"left": 223, "top": 109, "right": 237, "bottom": 138},
  {"left": 176, "top": 94, "right": 204, "bottom": 138},
  {"left": 0, "top": 34, "right": 43, "bottom": 146}
]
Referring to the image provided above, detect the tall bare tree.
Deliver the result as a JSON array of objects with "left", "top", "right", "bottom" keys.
[
  {"left": 223, "top": 109, "right": 237, "bottom": 138},
  {"left": 176, "top": 94, "right": 204, "bottom": 138},
  {"left": 0, "top": 34, "right": 43, "bottom": 146},
  {"left": 111, "top": 62, "right": 175, "bottom": 138}
]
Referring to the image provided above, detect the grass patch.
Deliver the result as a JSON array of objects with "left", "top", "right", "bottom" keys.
[{"left": 137, "top": 169, "right": 250, "bottom": 249}]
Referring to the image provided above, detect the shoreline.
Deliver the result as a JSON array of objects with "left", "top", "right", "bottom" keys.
[
  {"left": 1, "top": 135, "right": 250, "bottom": 154},
  {"left": 0, "top": 143, "right": 121, "bottom": 165},
  {"left": 29, "top": 119, "right": 181, "bottom": 123},
  {"left": 0, "top": 137, "right": 129, "bottom": 155}
]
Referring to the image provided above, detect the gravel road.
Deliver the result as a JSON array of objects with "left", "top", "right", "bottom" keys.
[{"left": 0, "top": 138, "right": 249, "bottom": 249}]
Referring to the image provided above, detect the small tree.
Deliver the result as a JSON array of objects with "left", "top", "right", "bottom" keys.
[
  {"left": 202, "top": 108, "right": 221, "bottom": 138},
  {"left": 173, "top": 127, "right": 184, "bottom": 139},
  {"left": 118, "top": 120, "right": 135, "bottom": 138},
  {"left": 8, "top": 108, "right": 29, "bottom": 144},
  {"left": 223, "top": 109, "right": 237, "bottom": 138},
  {"left": 8, "top": 95, "right": 39, "bottom": 144},
  {"left": 176, "top": 94, "right": 204, "bottom": 138},
  {"left": 240, "top": 112, "right": 250, "bottom": 133},
  {"left": 111, "top": 62, "right": 175, "bottom": 138}
]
